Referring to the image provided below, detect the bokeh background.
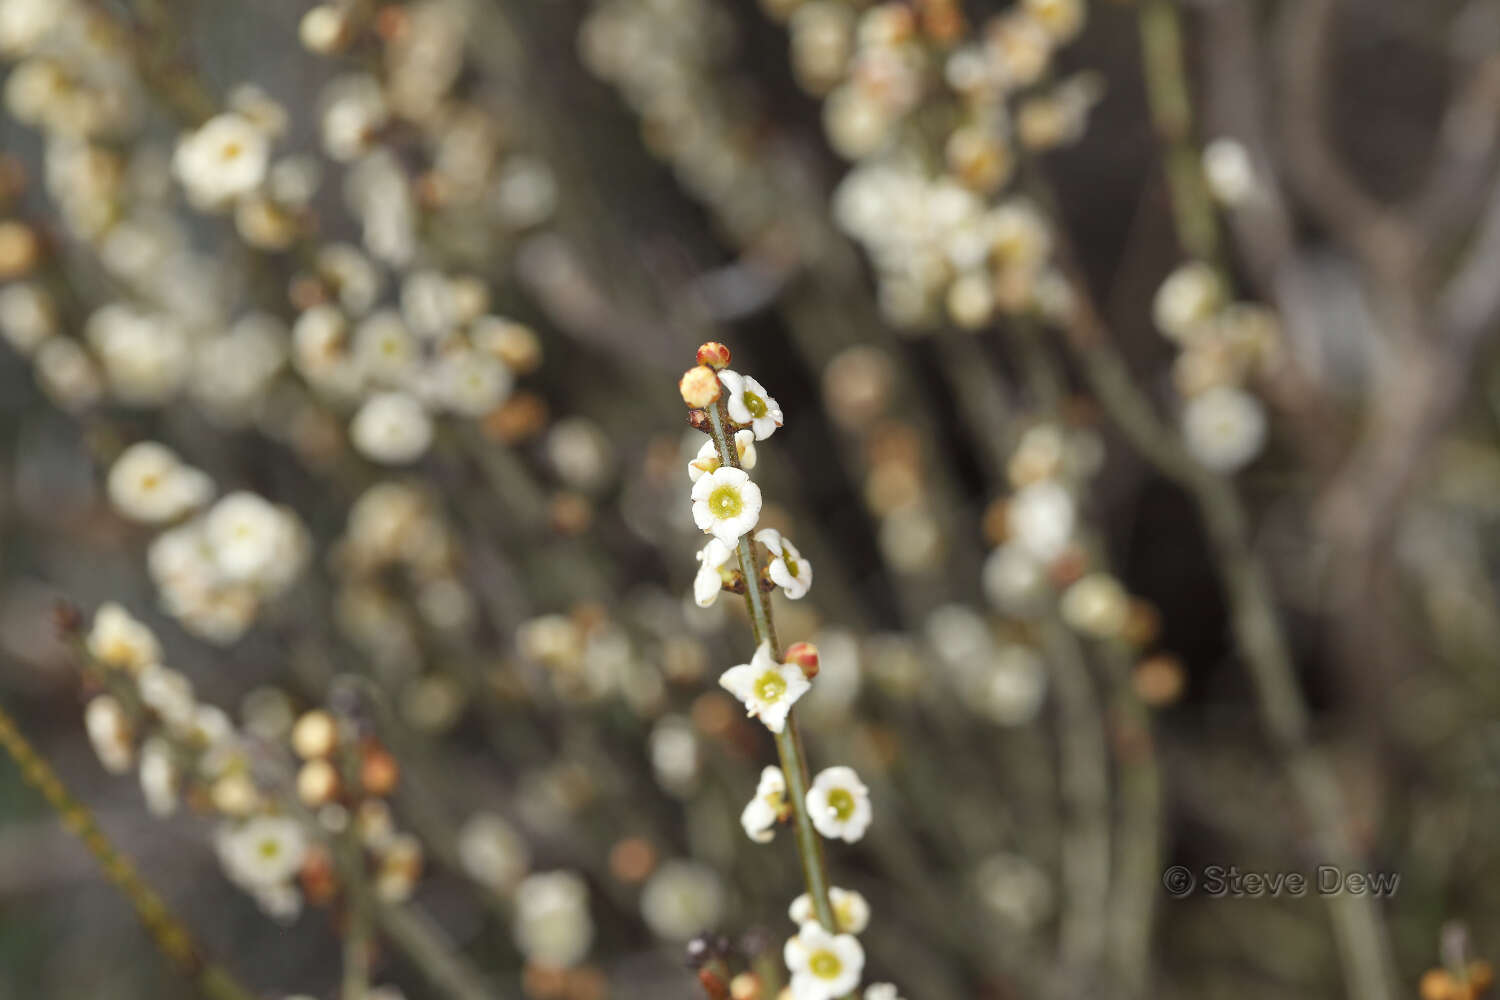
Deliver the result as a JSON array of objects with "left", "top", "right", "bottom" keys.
[{"left": 0, "top": 1, "right": 1497, "bottom": 998}]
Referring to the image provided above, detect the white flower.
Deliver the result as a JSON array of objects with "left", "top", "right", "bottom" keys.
[
  {"left": 756, "top": 528, "right": 813, "bottom": 600},
  {"left": 982, "top": 543, "right": 1047, "bottom": 616},
  {"left": 693, "top": 538, "right": 735, "bottom": 608},
  {"left": 789, "top": 886, "right": 870, "bottom": 934},
  {"left": 1152, "top": 261, "right": 1224, "bottom": 343},
  {"left": 138, "top": 664, "right": 196, "bottom": 732},
  {"left": 1059, "top": 572, "right": 1130, "bottom": 638},
  {"left": 173, "top": 113, "right": 271, "bottom": 209},
  {"left": 217, "top": 814, "right": 308, "bottom": 889},
  {"left": 139, "top": 737, "right": 179, "bottom": 816},
  {"left": 514, "top": 871, "right": 593, "bottom": 968},
  {"left": 1007, "top": 479, "right": 1075, "bottom": 562},
  {"left": 806, "top": 765, "right": 872, "bottom": 843},
  {"left": 352, "top": 310, "right": 417, "bottom": 385},
  {"left": 741, "top": 765, "right": 787, "bottom": 843},
  {"left": 203, "top": 492, "right": 298, "bottom": 586},
  {"left": 1182, "top": 385, "right": 1266, "bottom": 472},
  {"left": 973, "top": 645, "right": 1048, "bottom": 726},
  {"left": 107, "top": 442, "right": 213, "bottom": 524},
  {"left": 865, "top": 984, "right": 906, "bottom": 1000},
  {"left": 784, "top": 921, "right": 865, "bottom": 1000},
  {"left": 430, "top": 348, "right": 512, "bottom": 417},
  {"left": 86, "top": 602, "right": 161, "bottom": 673},
  {"left": 84, "top": 696, "right": 133, "bottom": 774},
  {"left": 691, "top": 466, "right": 762, "bottom": 545},
  {"left": 719, "top": 641, "right": 811, "bottom": 734},
  {"left": 640, "top": 860, "right": 726, "bottom": 942},
  {"left": 719, "top": 369, "right": 784, "bottom": 440},
  {"left": 351, "top": 391, "right": 434, "bottom": 464},
  {"left": 457, "top": 812, "right": 531, "bottom": 895},
  {"left": 686, "top": 430, "right": 757, "bottom": 483},
  {"left": 1203, "top": 138, "right": 1256, "bottom": 205}
]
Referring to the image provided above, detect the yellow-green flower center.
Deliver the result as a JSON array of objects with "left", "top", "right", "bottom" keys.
[
  {"left": 784, "top": 555, "right": 801, "bottom": 578},
  {"left": 755, "top": 669, "right": 787, "bottom": 703},
  {"left": 258, "top": 839, "right": 282, "bottom": 860},
  {"left": 827, "top": 787, "right": 856, "bottom": 821},
  {"left": 744, "top": 391, "right": 767, "bottom": 419},
  {"left": 809, "top": 950, "right": 842, "bottom": 979},
  {"left": 708, "top": 484, "right": 742, "bottom": 518}
]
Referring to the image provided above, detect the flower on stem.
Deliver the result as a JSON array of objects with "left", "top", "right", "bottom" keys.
[
  {"left": 756, "top": 528, "right": 813, "bottom": 600},
  {"left": 691, "top": 466, "right": 762, "bottom": 545},
  {"left": 694, "top": 538, "right": 737, "bottom": 608},
  {"left": 784, "top": 921, "right": 865, "bottom": 1000},
  {"left": 173, "top": 112, "right": 271, "bottom": 210},
  {"left": 719, "top": 369, "right": 783, "bottom": 440},
  {"left": 789, "top": 886, "right": 870, "bottom": 934},
  {"left": 1181, "top": 384, "right": 1266, "bottom": 473},
  {"left": 719, "top": 641, "right": 811, "bottom": 734},
  {"left": 86, "top": 602, "right": 161, "bottom": 674},
  {"left": 687, "top": 431, "right": 757, "bottom": 483},
  {"left": 106, "top": 442, "right": 214, "bottom": 524},
  {"left": 740, "top": 765, "right": 788, "bottom": 843},
  {"left": 807, "top": 766, "right": 872, "bottom": 843},
  {"left": 680, "top": 364, "right": 721, "bottom": 409},
  {"left": 84, "top": 695, "right": 133, "bottom": 774}
]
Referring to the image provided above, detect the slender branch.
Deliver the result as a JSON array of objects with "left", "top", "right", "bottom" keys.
[
  {"left": 376, "top": 902, "right": 500, "bottom": 1000},
  {"left": 0, "top": 700, "right": 257, "bottom": 1000},
  {"left": 703, "top": 398, "right": 838, "bottom": 936}
]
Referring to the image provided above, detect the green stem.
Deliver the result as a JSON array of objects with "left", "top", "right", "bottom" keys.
[
  {"left": 0, "top": 701, "right": 257, "bottom": 1000},
  {"left": 704, "top": 398, "right": 839, "bottom": 936}
]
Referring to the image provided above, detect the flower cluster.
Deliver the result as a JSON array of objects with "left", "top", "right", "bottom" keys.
[
  {"left": 680, "top": 342, "right": 891, "bottom": 1000},
  {"left": 1152, "top": 261, "right": 1277, "bottom": 473}
]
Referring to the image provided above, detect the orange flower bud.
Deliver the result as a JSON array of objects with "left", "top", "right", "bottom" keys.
[
  {"left": 785, "top": 641, "right": 820, "bottom": 679},
  {"left": 696, "top": 342, "right": 732, "bottom": 370},
  {"left": 360, "top": 744, "right": 400, "bottom": 797}
]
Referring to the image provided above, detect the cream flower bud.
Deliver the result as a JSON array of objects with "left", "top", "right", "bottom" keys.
[
  {"left": 1182, "top": 385, "right": 1266, "bottom": 472},
  {"left": 679, "top": 365, "right": 720, "bottom": 409},
  {"left": 291, "top": 710, "right": 339, "bottom": 759}
]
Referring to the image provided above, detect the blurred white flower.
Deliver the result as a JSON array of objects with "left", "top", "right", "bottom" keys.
[
  {"left": 789, "top": 886, "right": 870, "bottom": 934},
  {"left": 719, "top": 369, "right": 783, "bottom": 440},
  {"left": 806, "top": 765, "right": 872, "bottom": 843},
  {"left": 719, "top": 640, "right": 810, "bottom": 733},
  {"left": 1059, "top": 572, "right": 1130, "bottom": 639},
  {"left": 691, "top": 466, "right": 762, "bottom": 544},
  {"left": 217, "top": 814, "right": 308, "bottom": 891},
  {"left": 1203, "top": 138, "right": 1256, "bottom": 206},
  {"left": 865, "top": 984, "right": 906, "bottom": 1000},
  {"left": 741, "top": 765, "right": 787, "bottom": 844},
  {"left": 106, "top": 442, "right": 213, "bottom": 524},
  {"left": 974, "top": 645, "right": 1049, "bottom": 725},
  {"left": 457, "top": 812, "right": 531, "bottom": 895},
  {"left": 139, "top": 737, "right": 179, "bottom": 816},
  {"left": 1152, "top": 261, "right": 1223, "bottom": 343},
  {"left": 86, "top": 602, "right": 161, "bottom": 673},
  {"left": 173, "top": 113, "right": 270, "bottom": 209},
  {"left": 784, "top": 921, "right": 865, "bottom": 1000},
  {"left": 982, "top": 543, "right": 1047, "bottom": 616},
  {"left": 1007, "top": 479, "right": 1075, "bottom": 562},
  {"left": 85, "top": 304, "right": 190, "bottom": 406},
  {"left": 514, "top": 870, "right": 593, "bottom": 968},
  {"left": 1182, "top": 385, "right": 1266, "bottom": 472},
  {"left": 640, "top": 860, "right": 726, "bottom": 941},
  {"left": 84, "top": 695, "right": 133, "bottom": 774},
  {"left": 693, "top": 537, "right": 734, "bottom": 608},
  {"left": 138, "top": 664, "right": 196, "bottom": 732},
  {"left": 204, "top": 492, "right": 303, "bottom": 587},
  {"left": 757, "top": 528, "right": 813, "bottom": 600},
  {"left": 351, "top": 391, "right": 434, "bottom": 464},
  {"left": 430, "top": 348, "right": 512, "bottom": 417}
]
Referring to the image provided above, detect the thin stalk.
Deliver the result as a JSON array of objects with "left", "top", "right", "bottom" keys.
[
  {"left": 0, "top": 701, "right": 256, "bottom": 1000},
  {"left": 704, "top": 398, "right": 838, "bottom": 935}
]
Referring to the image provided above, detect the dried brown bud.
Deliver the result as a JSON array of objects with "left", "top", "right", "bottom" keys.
[
  {"left": 360, "top": 744, "right": 400, "bottom": 797},
  {"left": 1132, "top": 654, "right": 1185, "bottom": 708},
  {"left": 680, "top": 365, "right": 721, "bottom": 408},
  {"left": 608, "top": 836, "right": 657, "bottom": 884},
  {"left": 52, "top": 600, "right": 84, "bottom": 637},
  {"left": 0, "top": 220, "right": 40, "bottom": 280},
  {"left": 696, "top": 342, "right": 731, "bottom": 369},
  {"left": 785, "top": 641, "right": 820, "bottom": 679},
  {"left": 687, "top": 409, "right": 711, "bottom": 432}
]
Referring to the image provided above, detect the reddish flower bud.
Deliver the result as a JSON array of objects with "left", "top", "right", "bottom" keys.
[
  {"left": 696, "top": 341, "right": 731, "bottom": 370},
  {"left": 785, "top": 641, "right": 819, "bottom": 679}
]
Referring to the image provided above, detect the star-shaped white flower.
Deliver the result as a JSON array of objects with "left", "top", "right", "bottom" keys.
[
  {"left": 789, "top": 886, "right": 870, "bottom": 934},
  {"left": 687, "top": 430, "right": 757, "bottom": 483},
  {"left": 741, "top": 765, "right": 787, "bottom": 843},
  {"left": 719, "top": 641, "right": 810, "bottom": 733},
  {"left": 691, "top": 466, "right": 762, "bottom": 545},
  {"left": 784, "top": 921, "right": 865, "bottom": 1000},
  {"left": 807, "top": 765, "right": 872, "bottom": 842},
  {"left": 719, "top": 369, "right": 783, "bottom": 440},
  {"left": 756, "top": 528, "right": 813, "bottom": 600},
  {"left": 694, "top": 538, "right": 735, "bottom": 608}
]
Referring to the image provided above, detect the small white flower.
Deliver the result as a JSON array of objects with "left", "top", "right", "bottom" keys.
[
  {"left": 719, "top": 369, "right": 784, "bottom": 440},
  {"left": 351, "top": 391, "right": 434, "bottom": 465},
  {"left": 107, "top": 443, "right": 214, "bottom": 524},
  {"left": 806, "top": 765, "right": 872, "bottom": 843},
  {"left": 789, "top": 886, "right": 871, "bottom": 934},
  {"left": 217, "top": 814, "right": 308, "bottom": 889},
  {"left": 139, "top": 737, "right": 179, "bottom": 816},
  {"left": 691, "top": 466, "right": 762, "bottom": 545},
  {"left": 86, "top": 602, "right": 161, "bottom": 673},
  {"left": 1007, "top": 480, "right": 1075, "bottom": 562},
  {"left": 640, "top": 860, "right": 726, "bottom": 942},
  {"left": 1202, "top": 138, "right": 1256, "bottom": 206},
  {"left": 1059, "top": 572, "right": 1130, "bottom": 638},
  {"left": 741, "top": 765, "right": 787, "bottom": 843},
  {"left": 430, "top": 348, "right": 513, "bottom": 417},
  {"left": 138, "top": 664, "right": 196, "bottom": 732},
  {"left": 719, "top": 641, "right": 811, "bottom": 734},
  {"left": 1152, "top": 261, "right": 1224, "bottom": 343},
  {"left": 457, "top": 812, "right": 531, "bottom": 895},
  {"left": 514, "top": 870, "right": 593, "bottom": 969},
  {"left": 1182, "top": 385, "right": 1267, "bottom": 472},
  {"left": 756, "top": 528, "right": 814, "bottom": 600},
  {"left": 173, "top": 113, "right": 271, "bottom": 209},
  {"left": 865, "top": 984, "right": 906, "bottom": 1000},
  {"left": 686, "top": 430, "right": 757, "bottom": 483},
  {"left": 203, "top": 492, "right": 298, "bottom": 586},
  {"left": 784, "top": 921, "right": 865, "bottom": 1000},
  {"left": 693, "top": 538, "right": 735, "bottom": 608},
  {"left": 84, "top": 696, "right": 133, "bottom": 774}
]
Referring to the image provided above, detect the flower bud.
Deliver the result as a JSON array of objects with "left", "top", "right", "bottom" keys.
[
  {"left": 687, "top": 409, "right": 711, "bottom": 432},
  {"left": 299, "top": 5, "right": 349, "bottom": 53},
  {"left": 361, "top": 744, "right": 400, "bottom": 797},
  {"left": 785, "top": 641, "right": 819, "bottom": 679},
  {"left": 696, "top": 342, "right": 732, "bottom": 370},
  {"left": 297, "top": 758, "right": 341, "bottom": 806},
  {"left": 729, "top": 972, "right": 762, "bottom": 1000},
  {"left": 680, "top": 365, "right": 720, "bottom": 408},
  {"left": 291, "top": 709, "right": 339, "bottom": 759}
]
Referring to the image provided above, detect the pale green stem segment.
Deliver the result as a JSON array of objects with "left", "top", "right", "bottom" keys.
[
  {"left": 0, "top": 700, "right": 257, "bottom": 1000},
  {"left": 704, "top": 397, "right": 839, "bottom": 936}
]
